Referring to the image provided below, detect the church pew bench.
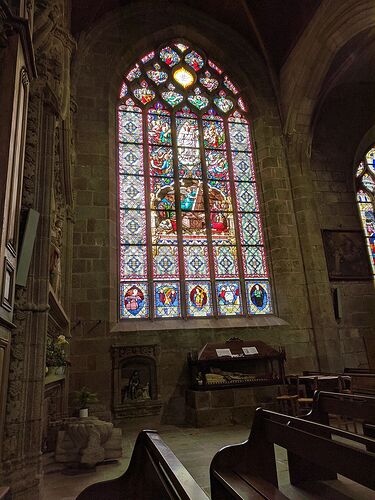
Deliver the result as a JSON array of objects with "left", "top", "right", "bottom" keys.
[
  {"left": 305, "top": 389, "right": 375, "bottom": 427},
  {"left": 350, "top": 373, "right": 375, "bottom": 395},
  {"left": 210, "top": 407, "right": 375, "bottom": 499},
  {"left": 76, "top": 430, "right": 209, "bottom": 500}
]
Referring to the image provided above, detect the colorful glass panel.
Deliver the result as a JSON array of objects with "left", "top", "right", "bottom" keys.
[
  {"left": 120, "top": 282, "right": 148, "bottom": 319},
  {"left": 216, "top": 281, "right": 242, "bottom": 315},
  {"left": 147, "top": 65, "right": 168, "bottom": 85},
  {"left": 232, "top": 151, "right": 255, "bottom": 181},
  {"left": 162, "top": 90, "right": 183, "bottom": 107},
  {"left": 242, "top": 246, "right": 267, "bottom": 278},
  {"left": 133, "top": 87, "right": 155, "bottom": 105},
  {"left": 119, "top": 143, "right": 143, "bottom": 175},
  {"left": 200, "top": 73, "right": 219, "bottom": 92},
  {"left": 154, "top": 282, "right": 180, "bottom": 317},
  {"left": 208, "top": 59, "right": 223, "bottom": 74},
  {"left": 188, "top": 93, "right": 209, "bottom": 110},
  {"left": 186, "top": 281, "right": 213, "bottom": 317},
  {"left": 185, "top": 50, "right": 204, "bottom": 71},
  {"left": 235, "top": 182, "right": 258, "bottom": 212},
  {"left": 183, "top": 245, "right": 210, "bottom": 278},
  {"left": 119, "top": 111, "right": 142, "bottom": 143},
  {"left": 224, "top": 76, "right": 239, "bottom": 95},
  {"left": 177, "top": 117, "right": 199, "bottom": 147},
  {"left": 148, "top": 112, "right": 172, "bottom": 145},
  {"left": 149, "top": 146, "right": 173, "bottom": 177},
  {"left": 120, "top": 245, "right": 147, "bottom": 279},
  {"left": 206, "top": 150, "right": 229, "bottom": 180},
  {"left": 178, "top": 147, "right": 202, "bottom": 178},
  {"left": 203, "top": 120, "right": 225, "bottom": 149},
  {"left": 153, "top": 245, "right": 179, "bottom": 279},
  {"left": 214, "top": 245, "right": 238, "bottom": 278},
  {"left": 119, "top": 175, "right": 145, "bottom": 209},
  {"left": 366, "top": 147, "right": 375, "bottom": 175},
  {"left": 160, "top": 47, "right": 180, "bottom": 67},
  {"left": 362, "top": 174, "right": 375, "bottom": 193},
  {"left": 229, "top": 121, "right": 251, "bottom": 151},
  {"left": 175, "top": 42, "right": 189, "bottom": 53},
  {"left": 118, "top": 41, "right": 272, "bottom": 319},
  {"left": 238, "top": 212, "right": 262, "bottom": 245},
  {"left": 214, "top": 96, "right": 234, "bottom": 113},
  {"left": 120, "top": 209, "right": 146, "bottom": 245},
  {"left": 246, "top": 280, "right": 272, "bottom": 314}
]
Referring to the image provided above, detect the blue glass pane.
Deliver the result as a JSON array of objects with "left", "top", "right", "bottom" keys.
[
  {"left": 154, "top": 282, "right": 181, "bottom": 318},
  {"left": 232, "top": 151, "right": 254, "bottom": 181},
  {"left": 246, "top": 280, "right": 272, "bottom": 315},
  {"left": 120, "top": 245, "right": 147, "bottom": 279},
  {"left": 214, "top": 245, "right": 238, "bottom": 278},
  {"left": 120, "top": 209, "right": 146, "bottom": 245},
  {"left": 242, "top": 246, "right": 267, "bottom": 278},
  {"left": 238, "top": 212, "right": 262, "bottom": 245},
  {"left": 235, "top": 182, "right": 258, "bottom": 212},
  {"left": 119, "top": 143, "right": 143, "bottom": 175},
  {"left": 216, "top": 281, "right": 243, "bottom": 316},
  {"left": 119, "top": 175, "right": 145, "bottom": 209},
  {"left": 152, "top": 245, "right": 179, "bottom": 279},
  {"left": 183, "top": 245, "right": 210, "bottom": 278},
  {"left": 228, "top": 121, "right": 251, "bottom": 151},
  {"left": 119, "top": 111, "right": 142, "bottom": 143}
]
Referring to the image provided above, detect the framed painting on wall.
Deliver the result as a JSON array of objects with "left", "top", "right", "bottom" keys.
[{"left": 322, "top": 230, "right": 372, "bottom": 280}]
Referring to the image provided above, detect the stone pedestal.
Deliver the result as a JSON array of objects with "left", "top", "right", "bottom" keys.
[
  {"left": 185, "top": 385, "right": 279, "bottom": 427},
  {"left": 55, "top": 417, "right": 122, "bottom": 466}
]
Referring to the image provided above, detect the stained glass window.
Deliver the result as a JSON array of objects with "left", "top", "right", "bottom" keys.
[
  {"left": 118, "top": 41, "right": 273, "bottom": 320},
  {"left": 356, "top": 147, "right": 375, "bottom": 276}
]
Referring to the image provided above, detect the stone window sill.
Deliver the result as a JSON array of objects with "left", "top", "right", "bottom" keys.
[{"left": 110, "top": 315, "right": 288, "bottom": 333}]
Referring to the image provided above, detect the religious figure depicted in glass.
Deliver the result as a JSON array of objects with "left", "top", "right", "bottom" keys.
[
  {"left": 118, "top": 41, "right": 273, "bottom": 319},
  {"left": 356, "top": 146, "right": 375, "bottom": 276}
]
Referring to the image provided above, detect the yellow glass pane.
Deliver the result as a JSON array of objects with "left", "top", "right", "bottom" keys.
[{"left": 173, "top": 67, "right": 194, "bottom": 88}]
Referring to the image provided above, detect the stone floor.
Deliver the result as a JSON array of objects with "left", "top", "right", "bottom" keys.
[{"left": 42, "top": 416, "right": 373, "bottom": 500}]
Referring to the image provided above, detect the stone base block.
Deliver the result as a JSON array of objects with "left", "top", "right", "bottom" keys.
[
  {"left": 185, "top": 385, "right": 279, "bottom": 427},
  {"left": 113, "top": 399, "right": 163, "bottom": 419}
]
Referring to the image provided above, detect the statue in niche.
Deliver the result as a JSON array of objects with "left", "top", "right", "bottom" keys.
[{"left": 121, "top": 369, "right": 151, "bottom": 402}]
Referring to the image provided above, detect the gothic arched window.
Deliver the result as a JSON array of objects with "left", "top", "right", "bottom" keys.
[
  {"left": 356, "top": 146, "right": 375, "bottom": 276},
  {"left": 118, "top": 41, "right": 272, "bottom": 319}
]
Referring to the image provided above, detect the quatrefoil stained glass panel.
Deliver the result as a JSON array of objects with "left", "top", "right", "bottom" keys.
[{"left": 118, "top": 41, "right": 272, "bottom": 319}]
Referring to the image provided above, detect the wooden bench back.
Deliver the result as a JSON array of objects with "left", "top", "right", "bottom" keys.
[
  {"left": 307, "top": 390, "right": 375, "bottom": 424},
  {"left": 77, "top": 430, "right": 209, "bottom": 500},
  {"left": 351, "top": 373, "right": 375, "bottom": 395},
  {"left": 210, "top": 408, "right": 375, "bottom": 499}
]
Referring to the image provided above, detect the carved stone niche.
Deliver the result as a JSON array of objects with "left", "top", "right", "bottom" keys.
[{"left": 112, "top": 344, "right": 163, "bottom": 420}]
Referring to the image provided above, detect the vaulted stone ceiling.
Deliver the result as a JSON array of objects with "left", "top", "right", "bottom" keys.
[{"left": 70, "top": 0, "right": 322, "bottom": 73}]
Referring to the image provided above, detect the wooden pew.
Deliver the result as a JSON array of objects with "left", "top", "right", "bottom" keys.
[
  {"left": 210, "top": 408, "right": 375, "bottom": 500},
  {"left": 77, "top": 430, "right": 209, "bottom": 500},
  {"left": 350, "top": 373, "right": 375, "bottom": 395},
  {"left": 306, "top": 390, "right": 375, "bottom": 426}
]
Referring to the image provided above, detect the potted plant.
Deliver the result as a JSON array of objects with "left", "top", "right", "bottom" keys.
[{"left": 73, "top": 387, "right": 99, "bottom": 418}]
